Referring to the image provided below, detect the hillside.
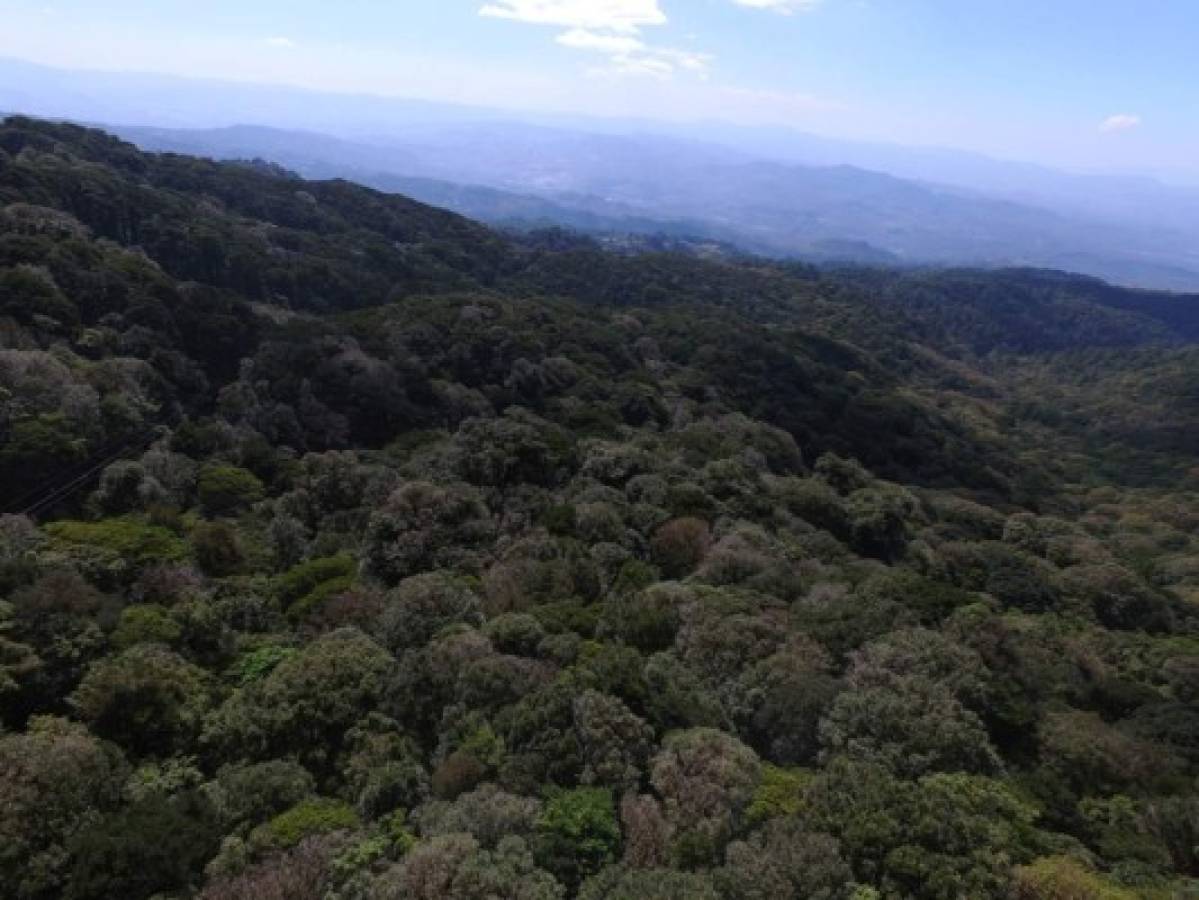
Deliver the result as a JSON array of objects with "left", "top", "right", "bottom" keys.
[
  {"left": 1, "top": 117, "right": 1198, "bottom": 900},
  {"left": 7, "top": 57, "right": 1199, "bottom": 289},
  {"left": 100, "top": 117, "right": 1199, "bottom": 290}
]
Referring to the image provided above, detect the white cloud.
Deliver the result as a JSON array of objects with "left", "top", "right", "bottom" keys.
[
  {"left": 483, "top": 1, "right": 707, "bottom": 78},
  {"left": 584, "top": 43, "right": 712, "bottom": 79},
  {"left": 479, "top": 0, "right": 666, "bottom": 34},
  {"left": 265, "top": 36, "right": 296, "bottom": 48},
  {"left": 556, "top": 28, "right": 645, "bottom": 54},
  {"left": 1100, "top": 113, "right": 1141, "bottom": 133},
  {"left": 595, "top": 55, "right": 674, "bottom": 78},
  {"left": 731, "top": 0, "right": 824, "bottom": 13}
]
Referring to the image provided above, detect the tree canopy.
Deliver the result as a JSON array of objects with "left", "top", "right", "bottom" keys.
[{"left": 1, "top": 116, "right": 1197, "bottom": 899}]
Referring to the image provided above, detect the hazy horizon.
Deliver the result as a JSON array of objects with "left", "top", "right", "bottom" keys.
[
  {"left": 1, "top": 0, "right": 1197, "bottom": 181},
  {"left": 3, "top": 3, "right": 1198, "bottom": 292}
]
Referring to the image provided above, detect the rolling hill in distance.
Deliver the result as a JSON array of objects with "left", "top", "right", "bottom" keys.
[{"left": 3, "top": 56, "right": 1198, "bottom": 290}]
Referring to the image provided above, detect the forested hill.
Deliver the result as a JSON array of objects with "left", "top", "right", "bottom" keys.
[{"left": 2, "top": 115, "right": 1198, "bottom": 900}]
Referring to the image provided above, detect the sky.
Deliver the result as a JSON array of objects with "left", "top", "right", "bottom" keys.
[{"left": 0, "top": 0, "right": 1196, "bottom": 175}]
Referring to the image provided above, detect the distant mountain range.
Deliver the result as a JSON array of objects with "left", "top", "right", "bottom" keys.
[{"left": 3, "top": 56, "right": 1198, "bottom": 289}]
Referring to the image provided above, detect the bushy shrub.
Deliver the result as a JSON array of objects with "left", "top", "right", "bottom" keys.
[
  {"left": 650, "top": 728, "right": 761, "bottom": 865},
  {"left": 46, "top": 518, "right": 187, "bottom": 567},
  {"left": 1012, "top": 856, "right": 1138, "bottom": 899},
  {"left": 0, "top": 717, "right": 128, "bottom": 900},
  {"left": 378, "top": 571, "right": 483, "bottom": 653},
  {"left": 191, "top": 521, "right": 246, "bottom": 576},
  {"left": 277, "top": 555, "right": 357, "bottom": 608},
  {"left": 198, "top": 465, "right": 265, "bottom": 515},
  {"left": 71, "top": 644, "right": 215, "bottom": 756},
  {"left": 231, "top": 644, "right": 297, "bottom": 685},
  {"left": 535, "top": 787, "right": 621, "bottom": 890},
  {"left": 110, "top": 604, "right": 181, "bottom": 650},
  {"left": 255, "top": 798, "right": 360, "bottom": 851},
  {"left": 650, "top": 517, "right": 712, "bottom": 578},
  {"left": 744, "top": 764, "right": 812, "bottom": 826},
  {"left": 65, "top": 792, "right": 219, "bottom": 900}
]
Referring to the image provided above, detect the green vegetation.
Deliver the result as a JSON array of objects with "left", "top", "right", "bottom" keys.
[
  {"left": 276, "top": 554, "right": 357, "bottom": 617},
  {"left": 44, "top": 519, "right": 187, "bottom": 566},
  {"left": 536, "top": 787, "right": 622, "bottom": 888},
  {"left": 257, "top": 798, "right": 361, "bottom": 850},
  {"left": 1, "top": 117, "right": 1197, "bottom": 899},
  {"left": 196, "top": 465, "right": 265, "bottom": 515}
]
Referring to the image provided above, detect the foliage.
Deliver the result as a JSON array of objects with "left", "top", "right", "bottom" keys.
[
  {"left": 3, "top": 117, "right": 1199, "bottom": 898},
  {"left": 110, "top": 603, "right": 181, "bottom": 650},
  {"left": 373, "top": 833, "right": 564, "bottom": 899},
  {"left": 70, "top": 644, "right": 215, "bottom": 756},
  {"left": 804, "top": 760, "right": 1043, "bottom": 899},
  {"left": 276, "top": 555, "right": 356, "bottom": 608},
  {"left": 44, "top": 518, "right": 187, "bottom": 568},
  {"left": 1011, "top": 856, "right": 1139, "bottom": 899},
  {"left": 203, "top": 759, "right": 315, "bottom": 832},
  {"left": 190, "top": 521, "right": 246, "bottom": 577},
  {"left": 535, "top": 787, "right": 621, "bottom": 889},
  {"left": 577, "top": 865, "right": 719, "bottom": 899},
  {"left": 255, "top": 798, "right": 360, "bottom": 850},
  {"left": 0, "top": 717, "right": 127, "bottom": 900},
  {"left": 198, "top": 465, "right": 266, "bottom": 515},
  {"left": 230, "top": 644, "right": 297, "bottom": 685},
  {"left": 744, "top": 764, "right": 812, "bottom": 826},
  {"left": 64, "top": 791, "right": 219, "bottom": 900},
  {"left": 717, "top": 818, "right": 855, "bottom": 900},
  {"left": 650, "top": 727, "right": 762, "bottom": 865},
  {"left": 202, "top": 628, "right": 394, "bottom": 774}
]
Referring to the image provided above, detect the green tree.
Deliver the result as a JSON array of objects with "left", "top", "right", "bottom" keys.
[
  {"left": 717, "top": 819, "right": 854, "bottom": 900},
  {"left": 65, "top": 792, "right": 219, "bottom": 900},
  {"left": 203, "top": 628, "right": 394, "bottom": 775},
  {"left": 732, "top": 636, "right": 840, "bottom": 765},
  {"left": 578, "top": 865, "right": 720, "bottom": 900},
  {"left": 364, "top": 481, "right": 494, "bottom": 584},
  {"left": 374, "top": 833, "right": 564, "bottom": 900},
  {"left": 202, "top": 759, "right": 315, "bottom": 832},
  {"left": 70, "top": 644, "right": 215, "bottom": 757},
  {"left": 110, "top": 604, "right": 181, "bottom": 650},
  {"left": 818, "top": 679, "right": 1000, "bottom": 777},
  {"left": 341, "top": 713, "right": 430, "bottom": 817},
  {"left": 377, "top": 571, "right": 483, "bottom": 653},
  {"left": 535, "top": 787, "right": 621, "bottom": 890},
  {"left": 197, "top": 465, "right": 265, "bottom": 515},
  {"left": 573, "top": 689, "right": 654, "bottom": 793},
  {"left": 252, "top": 798, "right": 360, "bottom": 852},
  {"left": 190, "top": 521, "right": 246, "bottom": 576},
  {"left": 649, "top": 727, "right": 761, "bottom": 866},
  {"left": 0, "top": 717, "right": 127, "bottom": 899},
  {"left": 804, "top": 760, "right": 1043, "bottom": 900}
]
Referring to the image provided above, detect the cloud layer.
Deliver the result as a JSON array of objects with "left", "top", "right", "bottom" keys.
[
  {"left": 1100, "top": 113, "right": 1141, "bottom": 133},
  {"left": 731, "top": 0, "right": 823, "bottom": 13},
  {"left": 479, "top": 0, "right": 820, "bottom": 78},
  {"left": 479, "top": 0, "right": 667, "bottom": 34},
  {"left": 480, "top": 0, "right": 709, "bottom": 77}
]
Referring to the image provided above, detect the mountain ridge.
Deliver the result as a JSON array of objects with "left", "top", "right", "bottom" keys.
[{"left": 4, "top": 57, "right": 1199, "bottom": 290}]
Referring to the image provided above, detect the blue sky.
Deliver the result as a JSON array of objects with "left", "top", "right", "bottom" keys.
[{"left": 1, "top": 0, "right": 1196, "bottom": 174}]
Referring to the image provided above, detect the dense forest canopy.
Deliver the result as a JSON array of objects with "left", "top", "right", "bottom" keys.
[{"left": 1, "top": 116, "right": 1197, "bottom": 900}]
